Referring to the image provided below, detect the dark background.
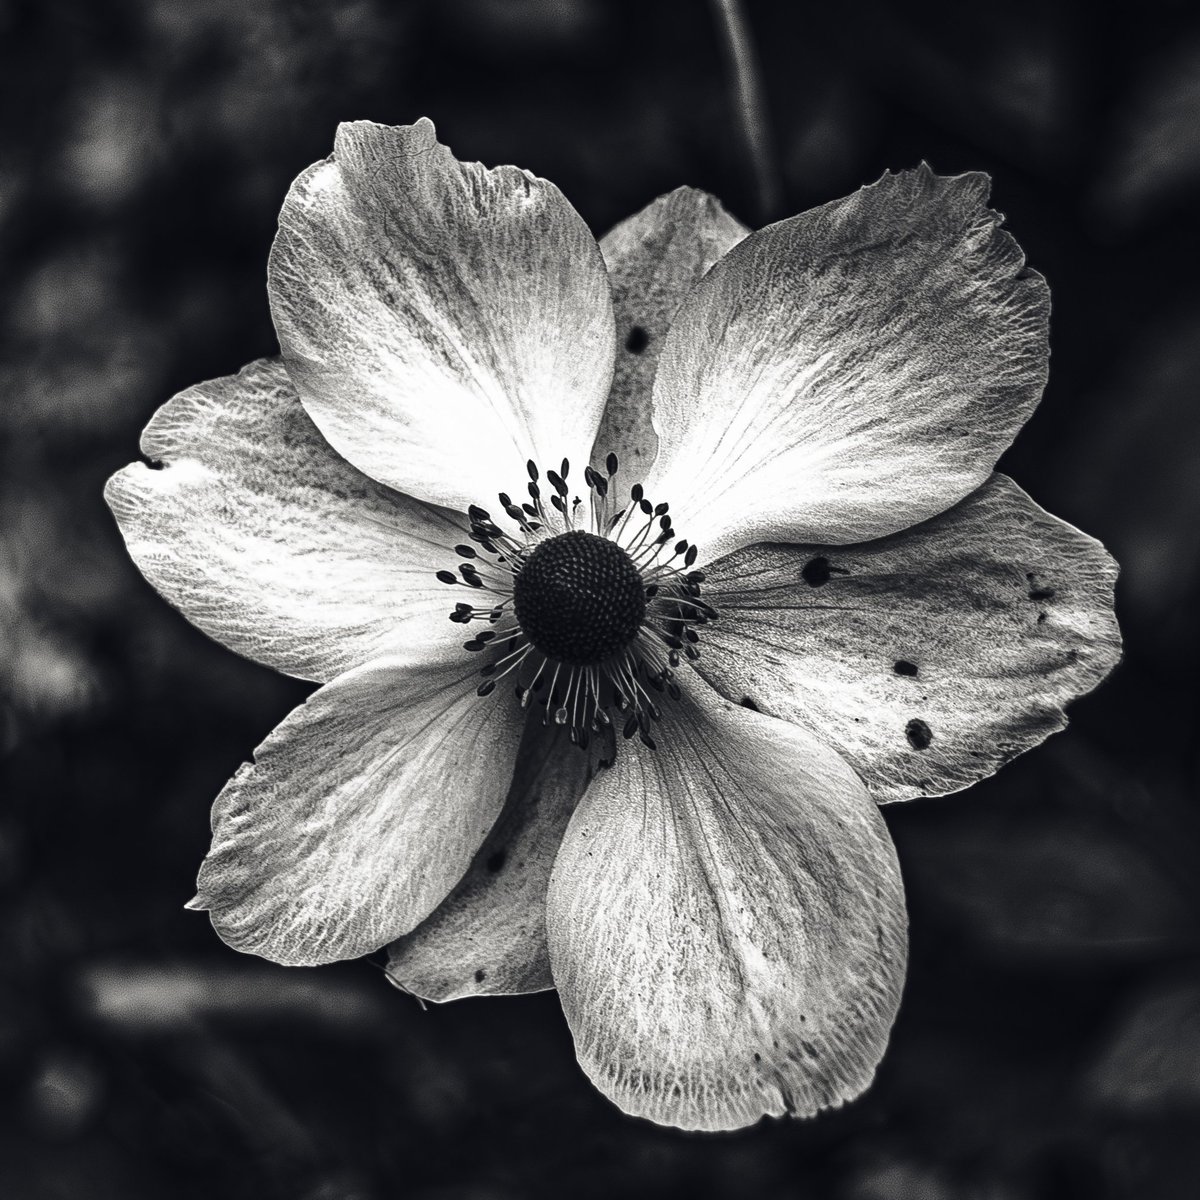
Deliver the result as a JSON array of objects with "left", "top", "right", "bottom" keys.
[{"left": 3, "top": 0, "right": 1200, "bottom": 1196}]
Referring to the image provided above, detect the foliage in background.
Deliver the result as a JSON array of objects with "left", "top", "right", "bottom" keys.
[{"left": 1, "top": 1, "right": 1198, "bottom": 1196}]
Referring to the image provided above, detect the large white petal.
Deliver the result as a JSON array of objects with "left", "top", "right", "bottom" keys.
[
  {"left": 269, "top": 118, "right": 616, "bottom": 512},
  {"left": 190, "top": 659, "right": 524, "bottom": 966},
  {"left": 105, "top": 359, "right": 464, "bottom": 683},
  {"left": 645, "top": 165, "right": 1050, "bottom": 562},
  {"left": 386, "top": 721, "right": 608, "bottom": 1001},
  {"left": 593, "top": 187, "right": 748, "bottom": 475},
  {"left": 698, "top": 475, "right": 1121, "bottom": 802},
  {"left": 547, "top": 683, "right": 907, "bottom": 1132}
]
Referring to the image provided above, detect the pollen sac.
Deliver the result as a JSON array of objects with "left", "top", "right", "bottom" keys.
[{"left": 513, "top": 530, "right": 646, "bottom": 665}]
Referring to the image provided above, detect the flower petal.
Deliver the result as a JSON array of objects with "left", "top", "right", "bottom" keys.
[
  {"left": 698, "top": 474, "right": 1121, "bottom": 802},
  {"left": 386, "top": 721, "right": 609, "bottom": 1001},
  {"left": 269, "top": 118, "right": 617, "bottom": 511},
  {"left": 546, "top": 683, "right": 907, "bottom": 1132},
  {"left": 105, "top": 359, "right": 464, "bottom": 683},
  {"left": 593, "top": 187, "right": 748, "bottom": 474},
  {"left": 190, "top": 659, "right": 525, "bottom": 966},
  {"left": 645, "top": 165, "right": 1050, "bottom": 562}
]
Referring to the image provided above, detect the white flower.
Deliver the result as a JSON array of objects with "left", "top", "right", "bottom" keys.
[{"left": 105, "top": 119, "right": 1121, "bottom": 1132}]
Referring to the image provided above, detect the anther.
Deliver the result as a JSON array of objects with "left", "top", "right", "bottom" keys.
[{"left": 441, "top": 455, "right": 712, "bottom": 756}]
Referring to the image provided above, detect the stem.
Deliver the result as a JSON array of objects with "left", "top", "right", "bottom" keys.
[{"left": 710, "top": 0, "right": 781, "bottom": 224}]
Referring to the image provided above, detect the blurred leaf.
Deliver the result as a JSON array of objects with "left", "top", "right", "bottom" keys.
[
  {"left": 80, "top": 961, "right": 393, "bottom": 1035},
  {"left": 1087, "top": 973, "right": 1200, "bottom": 1114},
  {"left": 1048, "top": 311, "right": 1200, "bottom": 651},
  {"left": 1092, "top": 40, "right": 1200, "bottom": 232},
  {"left": 815, "top": 2, "right": 1078, "bottom": 172},
  {"left": 903, "top": 789, "right": 1195, "bottom": 961},
  {"left": 24, "top": 1048, "right": 105, "bottom": 1141}
]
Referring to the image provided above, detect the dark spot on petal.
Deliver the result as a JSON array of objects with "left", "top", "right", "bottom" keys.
[
  {"left": 1029, "top": 587, "right": 1055, "bottom": 601},
  {"left": 485, "top": 850, "right": 506, "bottom": 873},
  {"left": 625, "top": 325, "right": 649, "bottom": 353},
  {"left": 802, "top": 557, "right": 832, "bottom": 586},
  {"left": 894, "top": 660, "right": 918, "bottom": 676},
  {"left": 474, "top": 969, "right": 486, "bottom": 983},
  {"left": 1037, "top": 611, "right": 1047, "bottom": 624},
  {"left": 906, "top": 718, "right": 933, "bottom": 750},
  {"left": 800, "top": 1040, "right": 819, "bottom": 1058},
  {"left": 753, "top": 1052, "right": 762, "bottom": 1063},
  {"left": 740, "top": 696, "right": 760, "bottom": 711}
]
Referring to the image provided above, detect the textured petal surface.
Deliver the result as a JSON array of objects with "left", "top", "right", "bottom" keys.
[
  {"left": 593, "top": 187, "right": 748, "bottom": 473},
  {"left": 547, "top": 684, "right": 907, "bottom": 1132},
  {"left": 105, "top": 359, "right": 465, "bottom": 683},
  {"left": 698, "top": 475, "right": 1121, "bottom": 802},
  {"left": 645, "top": 166, "right": 1050, "bottom": 562},
  {"left": 386, "top": 720, "right": 609, "bottom": 1001},
  {"left": 269, "top": 118, "right": 616, "bottom": 511},
  {"left": 191, "top": 659, "right": 525, "bottom": 966}
]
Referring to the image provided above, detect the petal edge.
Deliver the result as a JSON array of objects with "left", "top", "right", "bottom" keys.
[
  {"left": 647, "top": 165, "right": 1050, "bottom": 562},
  {"left": 547, "top": 684, "right": 907, "bottom": 1131},
  {"left": 269, "top": 118, "right": 617, "bottom": 512}
]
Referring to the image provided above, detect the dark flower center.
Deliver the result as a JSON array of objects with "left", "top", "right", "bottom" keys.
[
  {"left": 436, "top": 454, "right": 713, "bottom": 754},
  {"left": 513, "top": 530, "right": 646, "bottom": 665}
]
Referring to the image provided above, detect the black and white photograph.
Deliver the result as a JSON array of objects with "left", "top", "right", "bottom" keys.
[{"left": 1, "top": 1, "right": 1197, "bottom": 1196}]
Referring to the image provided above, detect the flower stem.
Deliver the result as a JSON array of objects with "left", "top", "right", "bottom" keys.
[{"left": 710, "top": 0, "right": 781, "bottom": 224}]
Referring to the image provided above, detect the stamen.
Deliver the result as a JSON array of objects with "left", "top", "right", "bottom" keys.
[{"left": 435, "top": 452, "right": 714, "bottom": 756}]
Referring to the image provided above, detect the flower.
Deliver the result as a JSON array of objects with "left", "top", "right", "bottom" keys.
[{"left": 105, "top": 118, "right": 1121, "bottom": 1132}]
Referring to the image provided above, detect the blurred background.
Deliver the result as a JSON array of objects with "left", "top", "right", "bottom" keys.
[{"left": 2, "top": 0, "right": 1200, "bottom": 1196}]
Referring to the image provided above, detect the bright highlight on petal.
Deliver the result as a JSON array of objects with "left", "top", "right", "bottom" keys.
[
  {"left": 546, "top": 685, "right": 907, "bottom": 1132},
  {"left": 645, "top": 165, "right": 1051, "bottom": 562},
  {"left": 269, "top": 118, "right": 617, "bottom": 513},
  {"left": 104, "top": 359, "right": 465, "bottom": 683},
  {"left": 191, "top": 659, "right": 525, "bottom": 966},
  {"left": 697, "top": 474, "right": 1122, "bottom": 802}
]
